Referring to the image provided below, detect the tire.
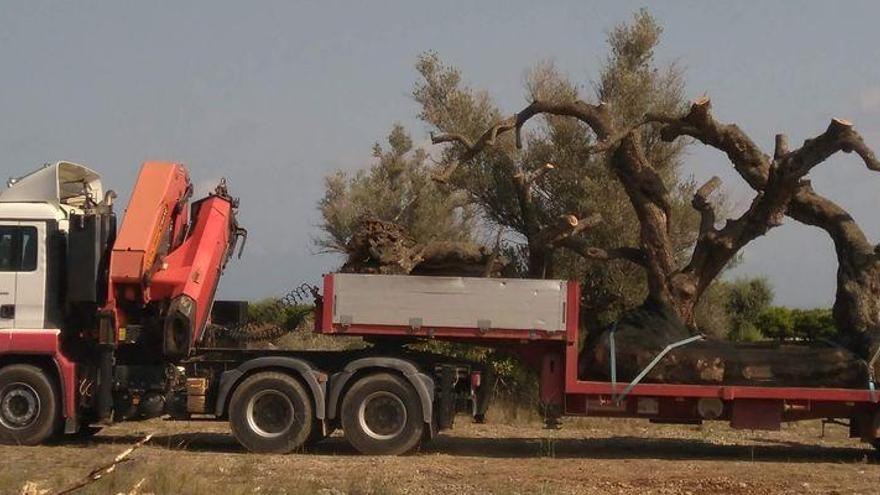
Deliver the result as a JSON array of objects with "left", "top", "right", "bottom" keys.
[
  {"left": 228, "top": 371, "right": 313, "bottom": 454},
  {"left": 0, "top": 364, "right": 61, "bottom": 445},
  {"left": 341, "top": 373, "right": 424, "bottom": 455}
]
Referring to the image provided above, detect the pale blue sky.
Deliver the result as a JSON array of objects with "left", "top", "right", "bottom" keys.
[{"left": 2, "top": 1, "right": 878, "bottom": 306}]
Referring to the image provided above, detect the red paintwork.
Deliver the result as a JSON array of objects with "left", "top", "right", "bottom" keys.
[
  {"left": 320, "top": 273, "right": 333, "bottom": 334},
  {"left": 730, "top": 399, "right": 783, "bottom": 430},
  {"left": 0, "top": 330, "right": 76, "bottom": 419},
  {"left": 109, "top": 162, "right": 191, "bottom": 295},
  {"left": 563, "top": 379, "right": 876, "bottom": 402},
  {"left": 562, "top": 305, "right": 878, "bottom": 404},
  {"left": 539, "top": 352, "right": 565, "bottom": 407},
  {"left": 106, "top": 162, "right": 236, "bottom": 346},
  {"left": 149, "top": 195, "right": 235, "bottom": 344}
]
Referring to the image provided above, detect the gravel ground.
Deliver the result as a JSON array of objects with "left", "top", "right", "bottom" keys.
[{"left": 2, "top": 416, "right": 878, "bottom": 494}]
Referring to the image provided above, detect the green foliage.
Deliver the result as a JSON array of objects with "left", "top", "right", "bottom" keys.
[
  {"left": 247, "top": 298, "right": 313, "bottom": 330},
  {"left": 757, "top": 307, "right": 836, "bottom": 341},
  {"left": 756, "top": 306, "right": 793, "bottom": 340},
  {"left": 413, "top": 10, "right": 700, "bottom": 325},
  {"left": 792, "top": 308, "right": 837, "bottom": 341},
  {"left": 410, "top": 340, "right": 538, "bottom": 406},
  {"left": 315, "top": 124, "right": 475, "bottom": 253},
  {"left": 696, "top": 277, "right": 838, "bottom": 342},
  {"left": 246, "top": 299, "right": 367, "bottom": 351},
  {"left": 723, "top": 277, "right": 774, "bottom": 341}
]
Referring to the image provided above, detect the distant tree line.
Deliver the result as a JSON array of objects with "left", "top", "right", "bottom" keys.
[{"left": 697, "top": 277, "right": 835, "bottom": 342}]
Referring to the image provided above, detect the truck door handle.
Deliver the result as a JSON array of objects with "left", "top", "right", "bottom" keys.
[
  {"left": 0, "top": 292, "right": 8, "bottom": 296},
  {"left": 0, "top": 305, "right": 14, "bottom": 319}
]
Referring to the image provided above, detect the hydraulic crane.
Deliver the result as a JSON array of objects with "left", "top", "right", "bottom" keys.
[{"left": 0, "top": 161, "right": 245, "bottom": 441}]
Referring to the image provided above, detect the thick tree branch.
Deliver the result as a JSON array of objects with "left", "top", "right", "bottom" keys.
[
  {"left": 656, "top": 99, "right": 880, "bottom": 308},
  {"left": 560, "top": 235, "right": 647, "bottom": 266},
  {"left": 654, "top": 97, "right": 769, "bottom": 190},
  {"left": 692, "top": 176, "right": 721, "bottom": 237},
  {"left": 774, "top": 134, "right": 790, "bottom": 160},
  {"left": 788, "top": 182, "right": 874, "bottom": 259},
  {"left": 524, "top": 162, "right": 555, "bottom": 185},
  {"left": 533, "top": 213, "right": 602, "bottom": 248},
  {"left": 511, "top": 168, "right": 540, "bottom": 238},
  {"left": 433, "top": 97, "right": 675, "bottom": 309},
  {"left": 513, "top": 100, "right": 613, "bottom": 148},
  {"left": 430, "top": 131, "right": 474, "bottom": 150},
  {"left": 431, "top": 99, "right": 613, "bottom": 182},
  {"left": 778, "top": 119, "right": 880, "bottom": 177}
]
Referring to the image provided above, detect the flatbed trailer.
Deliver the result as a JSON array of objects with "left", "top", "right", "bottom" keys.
[{"left": 316, "top": 273, "right": 880, "bottom": 450}]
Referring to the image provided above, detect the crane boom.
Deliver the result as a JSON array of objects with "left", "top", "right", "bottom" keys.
[
  {"left": 109, "top": 162, "right": 191, "bottom": 300},
  {"left": 105, "top": 162, "right": 244, "bottom": 358}
]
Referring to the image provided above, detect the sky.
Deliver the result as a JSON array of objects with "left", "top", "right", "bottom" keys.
[{"left": 1, "top": 1, "right": 878, "bottom": 307}]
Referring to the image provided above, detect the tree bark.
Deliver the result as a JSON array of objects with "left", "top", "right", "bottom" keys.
[
  {"left": 433, "top": 93, "right": 880, "bottom": 384},
  {"left": 654, "top": 100, "right": 880, "bottom": 370},
  {"left": 581, "top": 300, "right": 868, "bottom": 388},
  {"left": 340, "top": 217, "right": 508, "bottom": 277},
  {"left": 787, "top": 185, "right": 880, "bottom": 371}
]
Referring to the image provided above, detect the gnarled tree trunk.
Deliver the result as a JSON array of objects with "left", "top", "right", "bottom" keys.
[
  {"left": 434, "top": 93, "right": 880, "bottom": 386},
  {"left": 788, "top": 185, "right": 880, "bottom": 374},
  {"left": 340, "top": 217, "right": 508, "bottom": 277}
]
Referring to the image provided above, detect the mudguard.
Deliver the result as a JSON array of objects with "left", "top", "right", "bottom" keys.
[
  {"left": 214, "top": 356, "right": 327, "bottom": 419},
  {"left": 325, "top": 357, "right": 434, "bottom": 424}
]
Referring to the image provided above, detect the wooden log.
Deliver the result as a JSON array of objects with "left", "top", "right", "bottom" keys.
[
  {"left": 341, "top": 217, "right": 508, "bottom": 277},
  {"left": 581, "top": 301, "right": 870, "bottom": 388}
]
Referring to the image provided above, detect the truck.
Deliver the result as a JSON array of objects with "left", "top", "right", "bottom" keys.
[{"left": 0, "top": 162, "right": 877, "bottom": 456}]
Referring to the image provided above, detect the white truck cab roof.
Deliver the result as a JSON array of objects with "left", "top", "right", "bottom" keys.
[{"left": 0, "top": 161, "right": 102, "bottom": 222}]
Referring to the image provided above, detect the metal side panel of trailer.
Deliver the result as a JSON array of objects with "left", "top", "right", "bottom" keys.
[{"left": 322, "top": 273, "right": 573, "bottom": 340}]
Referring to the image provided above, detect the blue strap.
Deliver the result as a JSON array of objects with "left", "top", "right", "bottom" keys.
[
  {"left": 869, "top": 348, "right": 879, "bottom": 403},
  {"left": 609, "top": 328, "right": 705, "bottom": 404}
]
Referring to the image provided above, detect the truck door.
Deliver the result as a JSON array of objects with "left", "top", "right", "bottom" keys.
[
  {"left": 13, "top": 222, "right": 45, "bottom": 329},
  {"left": 0, "top": 223, "right": 17, "bottom": 330}
]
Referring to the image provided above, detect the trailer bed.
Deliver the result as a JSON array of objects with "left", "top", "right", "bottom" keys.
[{"left": 316, "top": 273, "right": 879, "bottom": 439}]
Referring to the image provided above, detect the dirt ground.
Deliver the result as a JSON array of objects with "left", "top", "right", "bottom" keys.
[{"left": 1, "top": 416, "right": 878, "bottom": 495}]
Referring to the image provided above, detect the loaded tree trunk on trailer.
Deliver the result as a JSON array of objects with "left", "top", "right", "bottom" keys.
[
  {"left": 653, "top": 99, "right": 880, "bottom": 382},
  {"left": 432, "top": 93, "right": 880, "bottom": 388},
  {"left": 340, "top": 217, "right": 510, "bottom": 277}
]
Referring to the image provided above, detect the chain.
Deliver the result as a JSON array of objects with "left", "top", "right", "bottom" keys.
[{"left": 209, "top": 283, "right": 321, "bottom": 342}]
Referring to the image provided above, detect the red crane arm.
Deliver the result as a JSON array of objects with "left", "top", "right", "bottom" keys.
[
  {"left": 109, "top": 162, "right": 191, "bottom": 302},
  {"left": 106, "top": 162, "right": 243, "bottom": 357}
]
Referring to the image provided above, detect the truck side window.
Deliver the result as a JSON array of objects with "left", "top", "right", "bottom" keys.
[
  {"left": 0, "top": 226, "right": 38, "bottom": 272},
  {"left": 20, "top": 227, "right": 37, "bottom": 271},
  {"left": 0, "top": 228, "right": 14, "bottom": 271}
]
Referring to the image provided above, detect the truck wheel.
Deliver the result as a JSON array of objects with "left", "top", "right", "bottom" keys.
[
  {"left": 228, "top": 371, "right": 313, "bottom": 454},
  {"left": 0, "top": 364, "right": 61, "bottom": 445},
  {"left": 341, "top": 373, "right": 423, "bottom": 455}
]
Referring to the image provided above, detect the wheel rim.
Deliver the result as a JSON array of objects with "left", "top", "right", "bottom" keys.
[
  {"left": 357, "top": 391, "right": 407, "bottom": 441},
  {"left": 0, "top": 382, "right": 41, "bottom": 430},
  {"left": 245, "top": 390, "right": 295, "bottom": 439}
]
